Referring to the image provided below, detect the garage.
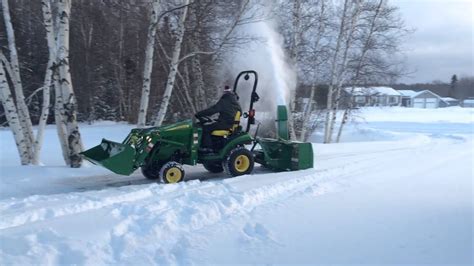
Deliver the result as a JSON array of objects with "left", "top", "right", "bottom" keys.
[
  {"left": 413, "top": 98, "right": 425, "bottom": 108},
  {"left": 425, "top": 98, "right": 438, "bottom": 108},
  {"left": 411, "top": 90, "right": 441, "bottom": 109}
]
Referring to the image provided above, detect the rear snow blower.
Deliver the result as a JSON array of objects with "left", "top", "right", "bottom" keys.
[{"left": 81, "top": 70, "right": 313, "bottom": 183}]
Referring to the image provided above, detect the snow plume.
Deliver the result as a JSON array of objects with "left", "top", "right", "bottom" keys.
[{"left": 220, "top": 15, "right": 296, "bottom": 115}]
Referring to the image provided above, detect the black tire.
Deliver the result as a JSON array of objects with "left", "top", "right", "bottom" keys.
[
  {"left": 141, "top": 162, "right": 161, "bottom": 180},
  {"left": 223, "top": 147, "right": 254, "bottom": 177},
  {"left": 160, "top": 161, "right": 185, "bottom": 183},
  {"left": 203, "top": 161, "right": 224, "bottom": 173}
]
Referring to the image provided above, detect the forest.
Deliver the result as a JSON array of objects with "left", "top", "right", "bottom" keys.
[{"left": 2, "top": 0, "right": 412, "bottom": 167}]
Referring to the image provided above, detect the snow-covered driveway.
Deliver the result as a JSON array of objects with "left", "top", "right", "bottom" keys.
[{"left": 0, "top": 108, "right": 472, "bottom": 265}]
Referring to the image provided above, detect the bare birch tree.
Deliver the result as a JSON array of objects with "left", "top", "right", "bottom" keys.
[
  {"left": 0, "top": 54, "right": 30, "bottom": 164},
  {"left": 299, "top": 84, "right": 316, "bottom": 141},
  {"left": 152, "top": 0, "right": 259, "bottom": 126},
  {"left": 1, "top": 0, "right": 35, "bottom": 161},
  {"left": 137, "top": 0, "right": 160, "bottom": 127},
  {"left": 335, "top": 0, "right": 407, "bottom": 142},
  {"left": 298, "top": 0, "right": 329, "bottom": 141},
  {"left": 326, "top": 0, "right": 362, "bottom": 142},
  {"left": 32, "top": 0, "right": 56, "bottom": 165},
  {"left": 55, "top": 0, "right": 84, "bottom": 167},
  {"left": 287, "top": 0, "right": 302, "bottom": 140},
  {"left": 323, "top": 0, "right": 350, "bottom": 144},
  {"left": 154, "top": 0, "right": 190, "bottom": 126}
]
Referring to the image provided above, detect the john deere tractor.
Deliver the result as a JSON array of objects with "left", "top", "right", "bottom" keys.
[{"left": 81, "top": 71, "right": 313, "bottom": 183}]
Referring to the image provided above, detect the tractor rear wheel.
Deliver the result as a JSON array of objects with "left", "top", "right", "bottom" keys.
[
  {"left": 203, "top": 161, "right": 224, "bottom": 173},
  {"left": 160, "top": 162, "right": 185, "bottom": 183},
  {"left": 223, "top": 147, "right": 254, "bottom": 177}
]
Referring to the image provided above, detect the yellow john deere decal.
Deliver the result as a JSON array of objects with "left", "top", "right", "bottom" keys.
[{"left": 166, "top": 125, "right": 190, "bottom": 131}]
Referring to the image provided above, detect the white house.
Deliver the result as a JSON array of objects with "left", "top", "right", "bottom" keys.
[
  {"left": 397, "top": 89, "right": 444, "bottom": 109},
  {"left": 344, "top": 86, "right": 402, "bottom": 107},
  {"left": 411, "top": 90, "right": 442, "bottom": 108}
]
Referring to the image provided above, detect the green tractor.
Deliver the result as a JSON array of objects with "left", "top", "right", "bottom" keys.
[{"left": 81, "top": 71, "right": 313, "bottom": 183}]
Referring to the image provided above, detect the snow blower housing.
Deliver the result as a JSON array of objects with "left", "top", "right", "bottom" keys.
[{"left": 81, "top": 70, "right": 313, "bottom": 183}]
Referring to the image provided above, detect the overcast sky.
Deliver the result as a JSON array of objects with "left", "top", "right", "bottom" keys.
[{"left": 394, "top": 0, "right": 473, "bottom": 84}]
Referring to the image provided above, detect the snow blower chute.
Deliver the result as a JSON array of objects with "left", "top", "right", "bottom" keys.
[{"left": 81, "top": 70, "right": 313, "bottom": 183}]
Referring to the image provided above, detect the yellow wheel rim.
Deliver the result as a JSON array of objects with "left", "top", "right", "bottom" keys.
[
  {"left": 165, "top": 167, "right": 182, "bottom": 183},
  {"left": 234, "top": 155, "right": 250, "bottom": 173}
]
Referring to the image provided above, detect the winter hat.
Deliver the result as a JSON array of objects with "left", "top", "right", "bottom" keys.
[{"left": 224, "top": 85, "right": 231, "bottom": 92}]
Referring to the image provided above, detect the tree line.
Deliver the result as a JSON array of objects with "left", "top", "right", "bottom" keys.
[
  {"left": 392, "top": 74, "right": 474, "bottom": 100},
  {"left": 1, "top": 0, "right": 408, "bottom": 167}
]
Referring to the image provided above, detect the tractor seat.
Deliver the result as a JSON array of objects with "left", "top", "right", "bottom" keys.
[{"left": 211, "top": 111, "right": 241, "bottom": 137}]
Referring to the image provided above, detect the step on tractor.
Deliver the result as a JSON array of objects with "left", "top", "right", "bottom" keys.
[{"left": 81, "top": 70, "right": 314, "bottom": 183}]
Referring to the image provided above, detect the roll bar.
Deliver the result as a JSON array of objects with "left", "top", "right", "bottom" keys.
[{"left": 233, "top": 70, "right": 260, "bottom": 132}]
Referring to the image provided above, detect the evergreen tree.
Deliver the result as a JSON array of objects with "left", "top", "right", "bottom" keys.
[{"left": 450, "top": 74, "right": 458, "bottom": 98}]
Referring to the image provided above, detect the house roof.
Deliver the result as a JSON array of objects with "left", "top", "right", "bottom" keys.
[
  {"left": 441, "top": 97, "right": 458, "bottom": 102},
  {"left": 344, "top": 86, "right": 401, "bottom": 96},
  {"left": 398, "top": 90, "right": 417, "bottom": 97},
  {"left": 412, "top": 90, "right": 441, "bottom": 98}
]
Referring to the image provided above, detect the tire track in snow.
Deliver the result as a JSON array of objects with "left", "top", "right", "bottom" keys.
[
  {"left": 0, "top": 136, "right": 454, "bottom": 264},
  {"left": 0, "top": 181, "right": 222, "bottom": 230},
  {"left": 103, "top": 142, "right": 431, "bottom": 264},
  {"left": 0, "top": 136, "right": 438, "bottom": 231},
  {"left": 105, "top": 170, "right": 344, "bottom": 264}
]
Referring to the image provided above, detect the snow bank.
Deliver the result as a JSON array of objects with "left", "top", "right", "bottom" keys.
[
  {"left": 355, "top": 106, "right": 474, "bottom": 123},
  {"left": 0, "top": 123, "right": 134, "bottom": 167},
  {"left": 308, "top": 107, "right": 473, "bottom": 143}
]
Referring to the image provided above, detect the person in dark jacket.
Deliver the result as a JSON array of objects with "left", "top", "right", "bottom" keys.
[{"left": 195, "top": 85, "right": 242, "bottom": 150}]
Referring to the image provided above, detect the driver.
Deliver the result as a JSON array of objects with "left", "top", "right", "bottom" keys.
[{"left": 195, "top": 85, "right": 242, "bottom": 152}]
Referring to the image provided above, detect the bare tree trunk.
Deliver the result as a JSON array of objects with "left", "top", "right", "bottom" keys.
[
  {"left": 177, "top": 70, "right": 197, "bottom": 114},
  {"left": 137, "top": 0, "right": 160, "bottom": 127},
  {"left": 56, "top": 0, "right": 83, "bottom": 167},
  {"left": 33, "top": 0, "right": 56, "bottom": 165},
  {"left": 2, "top": 0, "right": 35, "bottom": 162},
  {"left": 189, "top": 40, "right": 206, "bottom": 110},
  {"left": 336, "top": 99, "right": 351, "bottom": 143},
  {"left": 287, "top": 0, "right": 301, "bottom": 140},
  {"left": 53, "top": 66, "right": 70, "bottom": 165},
  {"left": 115, "top": 2, "right": 126, "bottom": 120},
  {"left": 299, "top": 84, "right": 316, "bottom": 141},
  {"left": 154, "top": 0, "right": 190, "bottom": 126},
  {"left": 0, "top": 59, "right": 29, "bottom": 164},
  {"left": 328, "top": 1, "right": 361, "bottom": 142},
  {"left": 324, "top": 0, "right": 350, "bottom": 144},
  {"left": 299, "top": 0, "right": 327, "bottom": 141}
]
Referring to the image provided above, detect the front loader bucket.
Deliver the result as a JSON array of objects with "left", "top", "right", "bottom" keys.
[{"left": 81, "top": 139, "right": 137, "bottom": 175}]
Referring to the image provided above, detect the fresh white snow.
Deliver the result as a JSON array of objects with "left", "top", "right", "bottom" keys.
[{"left": 0, "top": 108, "right": 473, "bottom": 265}]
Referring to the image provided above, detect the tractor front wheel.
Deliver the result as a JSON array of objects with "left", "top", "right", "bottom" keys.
[
  {"left": 203, "top": 161, "right": 224, "bottom": 173},
  {"left": 160, "top": 162, "right": 185, "bottom": 183},
  {"left": 223, "top": 147, "right": 254, "bottom": 177},
  {"left": 141, "top": 162, "right": 161, "bottom": 180}
]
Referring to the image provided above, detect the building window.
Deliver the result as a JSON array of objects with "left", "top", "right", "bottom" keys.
[
  {"left": 355, "top": 96, "right": 365, "bottom": 103},
  {"left": 389, "top": 96, "right": 397, "bottom": 104}
]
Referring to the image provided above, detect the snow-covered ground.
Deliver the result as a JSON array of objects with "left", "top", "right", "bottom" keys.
[{"left": 0, "top": 107, "right": 473, "bottom": 265}]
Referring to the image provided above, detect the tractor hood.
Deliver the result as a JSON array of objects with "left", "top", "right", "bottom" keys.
[{"left": 156, "top": 120, "right": 193, "bottom": 134}]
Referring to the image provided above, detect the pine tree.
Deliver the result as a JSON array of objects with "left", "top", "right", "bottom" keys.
[{"left": 450, "top": 74, "right": 457, "bottom": 98}]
